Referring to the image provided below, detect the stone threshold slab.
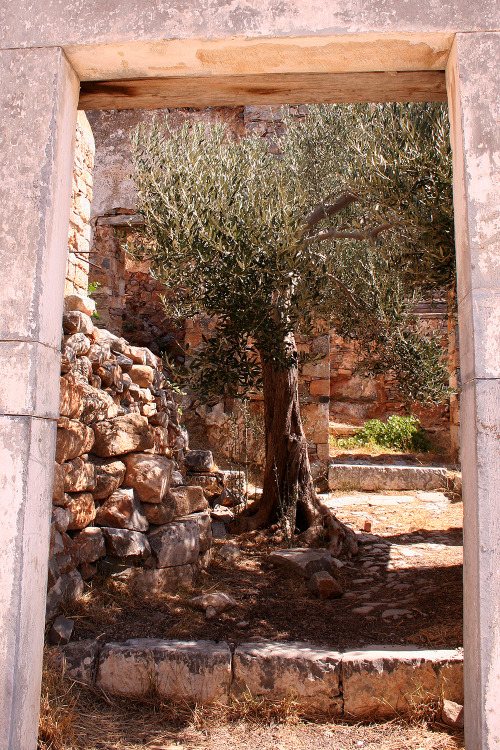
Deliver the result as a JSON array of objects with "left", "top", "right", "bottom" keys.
[
  {"left": 49, "top": 638, "right": 463, "bottom": 718},
  {"left": 328, "top": 463, "right": 452, "bottom": 491}
]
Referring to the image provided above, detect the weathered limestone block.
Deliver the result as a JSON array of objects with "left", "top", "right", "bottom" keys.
[
  {"left": 95, "top": 488, "right": 149, "bottom": 532},
  {"left": 186, "top": 472, "right": 223, "bottom": 498},
  {"left": 184, "top": 450, "right": 214, "bottom": 473},
  {"left": 95, "top": 362, "right": 123, "bottom": 389},
  {"left": 189, "top": 592, "right": 236, "bottom": 616},
  {"left": 181, "top": 510, "right": 212, "bottom": 553},
  {"left": 61, "top": 343, "right": 77, "bottom": 374},
  {"left": 59, "top": 374, "right": 84, "bottom": 418},
  {"left": 268, "top": 548, "right": 334, "bottom": 578},
  {"left": 52, "top": 507, "right": 70, "bottom": 533},
  {"left": 63, "top": 310, "right": 94, "bottom": 336},
  {"left": 90, "top": 457, "right": 126, "bottom": 500},
  {"left": 64, "top": 294, "right": 96, "bottom": 318},
  {"left": 56, "top": 532, "right": 79, "bottom": 573},
  {"left": 56, "top": 417, "right": 94, "bottom": 462},
  {"left": 49, "top": 639, "right": 100, "bottom": 685},
  {"left": 123, "top": 453, "right": 174, "bottom": 503},
  {"left": 63, "top": 332, "right": 91, "bottom": 356},
  {"left": 63, "top": 492, "right": 96, "bottom": 530},
  {"left": 144, "top": 486, "right": 208, "bottom": 525},
  {"left": 328, "top": 464, "right": 449, "bottom": 492},
  {"left": 102, "top": 528, "right": 151, "bottom": 560},
  {"left": 79, "top": 382, "right": 119, "bottom": 425},
  {"left": 92, "top": 414, "right": 154, "bottom": 457},
  {"left": 148, "top": 519, "right": 200, "bottom": 568},
  {"left": 72, "top": 355, "right": 93, "bottom": 383},
  {"left": 341, "top": 649, "right": 464, "bottom": 717},
  {"left": 149, "top": 411, "right": 169, "bottom": 427},
  {"left": 73, "top": 527, "right": 106, "bottom": 563},
  {"left": 88, "top": 343, "right": 111, "bottom": 368},
  {"left": 129, "top": 364, "right": 154, "bottom": 387},
  {"left": 117, "top": 565, "right": 196, "bottom": 594},
  {"left": 150, "top": 425, "right": 173, "bottom": 456},
  {"left": 97, "top": 639, "right": 232, "bottom": 702},
  {"left": 61, "top": 456, "right": 96, "bottom": 492},
  {"left": 233, "top": 641, "right": 342, "bottom": 711},
  {"left": 302, "top": 359, "right": 329, "bottom": 378},
  {"left": 52, "top": 462, "right": 65, "bottom": 504},
  {"left": 48, "top": 615, "right": 74, "bottom": 646}
]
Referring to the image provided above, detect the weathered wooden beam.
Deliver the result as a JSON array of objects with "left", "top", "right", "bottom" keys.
[{"left": 79, "top": 71, "right": 446, "bottom": 111}]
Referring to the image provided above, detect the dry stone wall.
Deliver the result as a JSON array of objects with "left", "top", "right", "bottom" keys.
[{"left": 48, "top": 293, "right": 246, "bottom": 622}]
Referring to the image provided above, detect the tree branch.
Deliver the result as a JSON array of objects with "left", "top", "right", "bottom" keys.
[
  {"left": 304, "top": 221, "right": 391, "bottom": 246},
  {"left": 326, "top": 273, "right": 360, "bottom": 310},
  {"left": 302, "top": 193, "right": 359, "bottom": 233}
]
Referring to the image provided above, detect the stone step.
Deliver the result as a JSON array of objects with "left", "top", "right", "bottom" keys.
[
  {"left": 329, "top": 422, "right": 359, "bottom": 438},
  {"left": 328, "top": 463, "right": 452, "bottom": 492}
]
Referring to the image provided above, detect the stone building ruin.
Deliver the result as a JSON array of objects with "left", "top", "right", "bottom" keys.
[{"left": 0, "top": 3, "right": 499, "bottom": 749}]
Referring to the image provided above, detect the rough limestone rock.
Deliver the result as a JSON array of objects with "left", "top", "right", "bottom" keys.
[
  {"left": 63, "top": 310, "right": 94, "bottom": 336},
  {"left": 184, "top": 450, "right": 214, "bottom": 473},
  {"left": 102, "top": 528, "right": 151, "bottom": 560},
  {"left": 307, "top": 571, "right": 343, "bottom": 599},
  {"left": 49, "top": 639, "right": 100, "bottom": 685},
  {"left": 129, "top": 364, "right": 154, "bottom": 388},
  {"left": 92, "top": 414, "right": 154, "bottom": 457},
  {"left": 63, "top": 492, "right": 96, "bottom": 531},
  {"left": 97, "top": 639, "right": 232, "bottom": 702},
  {"left": 59, "top": 375, "right": 84, "bottom": 419},
  {"left": 64, "top": 294, "right": 96, "bottom": 317},
  {"left": 87, "top": 343, "right": 110, "bottom": 368},
  {"left": 342, "top": 648, "right": 464, "bottom": 717},
  {"left": 143, "top": 486, "right": 208, "bottom": 525},
  {"left": 73, "top": 355, "right": 93, "bottom": 382},
  {"left": 62, "top": 456, "right": 96, "bottom": 493},
  {"left": 148, "top": 519, "right": 200, "bottom": 568},
  {"left": 189, "top": 592, "right": 237, "bottom": 616},
  {"left": 233, "top": 641, "right": 342, "bottom": 712},
  {"left": 123, "top": 453, "right": 174, "bottom": 503},
  {"left": 182, "top": 511, "right": 212, "bottom": 553},
  {"left": 79, "top": 382, "right": 120, "bottom": 425},
  {"left": 52, "top": 507, "right": 70, "bottom": 533},
  {"left": 268, "top": 548, "right": 334, "bottom": 578},
  {"left": 186, "top": 472, "right": 223, "bottom": 498},
  {"left": 56, "top": 418, "right": 94, "bottom": 463},
  {"left": 117, "top": 565, "right": 196, "bottom": 594},
  {"left": 442, "top": 699, "right": 464, "bottom": 729},
  {"left": 90, "top": 457, "right": 126, "bottom": 500},
  {"left": 95, "top": 488, "right": 149, "bottom": 532},
  {"left": 52, "top": 462, "right": 65, "bottom": 504},
  {"left": 73, "top": 527, "right": 106, "bottom": 563},
  {"left": 63, "top": 332, "right": 91, "bottom": 357}
]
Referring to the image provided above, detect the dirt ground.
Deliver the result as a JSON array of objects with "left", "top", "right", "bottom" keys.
[
  {"left": 63, "top": 485, "right": 462, "bottom": 651},
  {"left": 39, "top": 666, "right": 464, "bottom": 750}
]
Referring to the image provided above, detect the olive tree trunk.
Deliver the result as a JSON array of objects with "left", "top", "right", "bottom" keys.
[{"left": 233, "top": 335, "right": 358, "bottom": 558}]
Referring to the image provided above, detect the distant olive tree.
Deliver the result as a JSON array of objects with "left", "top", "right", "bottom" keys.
[{"left": 131, "top": 103, "right": 452, "bottom": 557}]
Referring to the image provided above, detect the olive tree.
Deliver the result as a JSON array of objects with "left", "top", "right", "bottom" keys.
[{"left": 130, "top": 103, "right": 452, "bottom": 557}]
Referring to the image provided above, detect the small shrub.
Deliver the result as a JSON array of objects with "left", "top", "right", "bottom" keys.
[{"left": 337, "top": 415, "right": 431, "bottom": 452}]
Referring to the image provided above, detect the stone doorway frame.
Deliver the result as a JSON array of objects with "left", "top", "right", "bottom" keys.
[{"left": 1, "top": 14, "right": 499, "bottom": 750}]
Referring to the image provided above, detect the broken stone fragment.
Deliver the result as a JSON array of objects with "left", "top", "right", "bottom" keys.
[
  {"left": 50, "top": 639, "right": 100, "bottom": 685},
  {"left": 307, "top": 571, "right": 343, "bottom": 599},
  {"left": 56, "top": 417, "right": 94, "bottom": 463},
  {"left": 62, "top": 492, "right": 96, "bottom": 530},
  {"left": 189, "top": 592, "right": 237, "bottom": 616},
  {"left": 122, "top": 344, "right": 147, "bottom": 365},
  {"left": 78, "top": 382, "right": 119, "bottom": 425},
  {"left": 211, "top": 505, "right": 234, "bottom": 524},
  {"left": 102, "top": 528, "right": 151, "bottom": 560},
  {"left": 95, "top": 488, "right": 149, "bottom": 532},
  {"left": 148, "top": 519, "right": 200, "bottom": 567},
  {"left": 63, "top": 310, "right": 94, "bottom": 336},
  {"left": 72, "top": 355, "right": 93, "bottom": 383},
  {"left": 87, "top": 343, "right": 111, "bottom": 368},
  {"left": 52, "top": 507, "right": 70, "bottom": 534},
  {"left": 73, "top": 527, "right": 106, "bottom": 563},
  {"left": 441, "top": 699, "right": 464, "bottom": 729},
  {"left": 90, "top": 456, "right": 126, "bottom": 500},
  {"left": 150, "top": 425, "right": 173, "bottom": 456},
  {"left": 268, "top": 548, "right": 334, "bottom": 578},
  {"left": 63, "top": 332, "right": 91, "bottom": 357},
  {"left": 95, "top": 361, "right": 123, "bottom": 389},
  {"left": 180, "top": 511, "right": 212, "bottom": 553},
  {"left": 92, "top": 413, "right": 154, "bottom": 457},
  {"left": 60, "top": 343, "right": 76, "bottom": 373},
  {"left": 170, "top": 470, "right": 185, "bottom": 487},
  {"left": 61, "top": 455, "right": 96, "bottom": 493},
  {"left": 142, "top": 484, "right": 208, "bottom": 525},
  {"left": 64, "top": 294, "right": 96, "bottom": 317},
  {"left": 184, "top": 450, "right": 214, "bottom": 473},
  {"left": 59, "top": 374, "right": 84, "bottom": 418},
  {"left": 123, "top": 453, "right": 175, "bottom": 503},
  {"left": 129, "top": 364, "right": 154, "bottom": 388},
  {"left": 52, "top": 462, "right": 65, "bottom": 504},
  {"left": 48, "top": 615, "right": 74, "bottom": 646},
  {"left": 185, "top": 471, "right": 223, "bottom": 498}
]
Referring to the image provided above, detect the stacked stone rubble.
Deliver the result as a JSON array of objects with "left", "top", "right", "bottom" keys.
[{"left": 46, "top": 293, "right": 223, "bottom": 620}]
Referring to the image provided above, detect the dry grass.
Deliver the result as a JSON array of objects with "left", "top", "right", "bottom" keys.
[{"left": 39, "top": 662, "right": 463, "bottom": 750}]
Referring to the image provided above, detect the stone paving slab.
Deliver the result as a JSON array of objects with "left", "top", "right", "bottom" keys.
[{"left": 328, "top": 464, "right": 449, "bottom": 492}]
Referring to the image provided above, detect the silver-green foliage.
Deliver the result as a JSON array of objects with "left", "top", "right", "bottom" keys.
[{"left": 131, "top": 103, "right": 452, "bottom": 403}]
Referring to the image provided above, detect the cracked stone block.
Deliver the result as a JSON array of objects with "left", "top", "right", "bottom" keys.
[
  {"left": 123, "top": 453, "right": 175, "bottom": 503},
  {"left": 268, "top": 548, "right": 334, "bottom": 578},
  {"left": 342, "top": 648, "right": 464, "bottom": 717},
  {"left": 148, "top": 518, "right": 200, "bottom": 567},
  {"left": 233, "top": 641, "right": 342, "bottom": 712},
  {"left": 97, "top": 639, "right": 231, "bottom": 702},
  {"left": 49, "top": 639, "right": 100, "bottom": 685}
]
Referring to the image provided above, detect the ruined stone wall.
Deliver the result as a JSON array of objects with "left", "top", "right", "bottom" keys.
[{"left": 65, "top": 111, "right": 94, "bottom": 297}]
